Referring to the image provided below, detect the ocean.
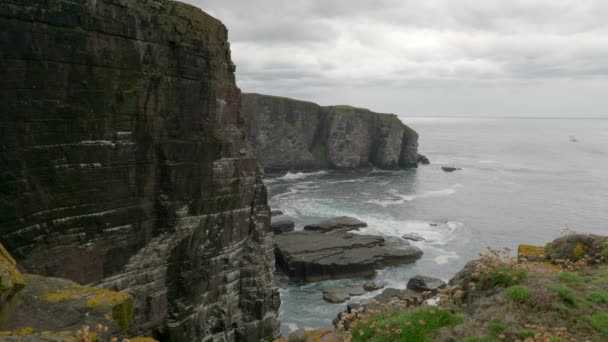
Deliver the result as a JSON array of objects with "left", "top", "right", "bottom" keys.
[{"left": 266, "top": 117, "right": 608, "bottom": 335}]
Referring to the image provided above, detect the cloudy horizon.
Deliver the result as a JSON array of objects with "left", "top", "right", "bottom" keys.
[{"left": 188, "top": 0, "right": 608, "bottom": 118}]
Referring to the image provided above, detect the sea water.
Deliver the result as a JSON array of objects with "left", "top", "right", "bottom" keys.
[{"left": 268, "top": 118, "right": 608, "bottom": 335}]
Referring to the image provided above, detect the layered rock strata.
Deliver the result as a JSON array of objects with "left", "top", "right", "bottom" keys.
[
  {"left": 0, "top": 0, "right": 279, "bottom": 340},
  {"left": 241, "top": 93, "right": 420, "bottom": 173}
]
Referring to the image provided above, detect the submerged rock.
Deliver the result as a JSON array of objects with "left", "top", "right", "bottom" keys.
[
  {"left": 402, "top": 233, "right": 426, "bottom": 242},
  {"left": 303, "top": 216, "right": 367, "bottom": 233},
  {"left": 275, "top": 232, "right": 423, "bottom": 282},
  {"left": 363, "top": 281, "right": 384, "bottom": 292},
  {"left": 272, "top": 219, "right": 295, "bottom": 234},
  {"left": 442, "top": 166, "right": 462, "bottom": 172},
  {"left": 406, "top": 275, "right": 446, "bottom": 292}
]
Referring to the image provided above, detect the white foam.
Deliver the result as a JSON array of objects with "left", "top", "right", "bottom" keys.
[
  {"left": 364, "top": 185, "right": 462, "bottom": 207},
  {"left": 276, "top": 171, "right": 328, "bottom": 181}
]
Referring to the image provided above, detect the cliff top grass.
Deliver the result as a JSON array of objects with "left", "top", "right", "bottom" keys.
[{"left": 331, "top": 234, "right": 608, "bottom": 342}]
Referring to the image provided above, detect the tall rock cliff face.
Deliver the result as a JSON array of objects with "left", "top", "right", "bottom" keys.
[
  {"left": 0, "top": 1, "right": 279, "bottom": 341},
  {"left": 242, "top": 93, "right": 419, "bottom": 173}
]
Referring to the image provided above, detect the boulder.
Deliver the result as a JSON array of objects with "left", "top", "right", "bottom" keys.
[
  {"left": 275, "top": 232, "right": 422, "bottom": 282},
  {"left": 441, "top": 166, "right": 462, "bottom": 172},
  {"left": 288, "top": 329, "right": 309, "bottom": 342},
  {"left": 372, "top": 288, "right": 422, "bottom": 305},
  {"left": 272, "top": 219, "right": 295, "bottom": 234},
  {"left": 406, "top": 275, "right": 446, "bottom": 293},
  {"left": 303, "top": 216, "right": 367, "bottom": 233},
  {"left": 323, "top": 285, "right": 367, "bottom": 303}
]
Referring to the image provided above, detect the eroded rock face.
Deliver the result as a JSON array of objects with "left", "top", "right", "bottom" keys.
[
  {"left": 0, "top": 1, "right": 279, "bottom": 340},
  {"left": 241, "top": 94, "right": 420, "bottom": 172}
]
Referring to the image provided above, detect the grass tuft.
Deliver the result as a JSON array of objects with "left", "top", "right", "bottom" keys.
[
  {"left": 586, "top": 312, "right": 608, "bottom": 336},
  {"left": 504, "top": 285, "right": 532, "bottom": 303},
  {"left": 550, "top": 285, "right": 577, "bottom": 306},
  {"left": 586, "top": 291, "right": 608, "bottom": 305},
  {"left": 558, "top": 272, "right": 583, "bottom": 286}
]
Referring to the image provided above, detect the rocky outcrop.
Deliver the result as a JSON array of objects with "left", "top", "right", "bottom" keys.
[
  {"left": 406, "top": 275, "right": 446, "bottom": 292},
  {"left": 0, "top": 1, "right": 279, "bottom": 341},
  {"left": 1, "top": 243, "right": 136, "bottom": 340},
  {"left": 241, "top": 93, "right": 420, "bottom": 172},
  {"left": 271, "top": 219, "right": 295, "bottom": 235}
]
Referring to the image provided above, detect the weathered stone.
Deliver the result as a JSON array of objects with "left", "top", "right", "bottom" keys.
[
  {"left": 372, "top": 288, "right": 422, "bottom": 305},
  {"left": 303, "top": 216, "right": 367, "bottom": 233},
  {"left": 272, "top": 219, "right": 295, "bottom": 234},
  {"left": 0, "top": 1, "right": 279, "bottom": 340},
  {"left": 242, "top": 94, "right": 420, "bottom": 172},
  {"left": 406, "top": 275, "right": 446, "bottom": 293},
  {"left": 275, "top": 232, "right": 422, "bottom": 282}
]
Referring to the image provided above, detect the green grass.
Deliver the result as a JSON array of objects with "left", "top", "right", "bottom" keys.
[
  {"left": 587, "top": 291, "right": 608, "bottom": 305},
  {"left": 504, "top": 285, "right": 532, "bottom": 303},
  {"left": 487, "top": 319, "right": 506, "bottom": 335},
  {"left": 602, "top": 247, "right": 608, "bottom": 261},
  {"left": 551, "top": 285, "right": 577, "bottom": 306},
  {"left": 558, "top": 272, "right": 583, "bottom": 286},
  {"left": 586, "top": 312, "right": 608, "bottom": 336},
  {"left": 351, "top": 307, "right": 463, "bottom": 342}
]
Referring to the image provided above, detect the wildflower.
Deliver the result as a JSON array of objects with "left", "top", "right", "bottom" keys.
[
  {"left": 419, "top": 320, "right": 426, "bottom": 326},
  {"left": 358, "top": 329, "right": 364, "bottom": 336},
  {"left": 405, "top": 321, "right": 412, "bottom": 327}
]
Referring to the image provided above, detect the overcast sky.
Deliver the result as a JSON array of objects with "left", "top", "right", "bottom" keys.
[{"left": 187, "top": 0, "right": 607, "bottom": 117}]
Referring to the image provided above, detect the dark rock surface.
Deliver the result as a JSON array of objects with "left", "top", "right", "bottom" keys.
[
  {"left": 442, "top": 166, "right": 462, "bottom": 172},
  {"left": 241, "top": 93, "right": 420, "bottom": 172},
  {"left": 303, "top": 216, "right": 367, "bottom": 233},
  {"left": 406, "top": 275, "right": 446, "bottom": 292},
  {"left": 0, "top": 1, "right": 279, "bottom": 340},
  {"left": 274, "top": 231, "right": 423, "bottom": 282},
  {"left": 363, "top": 281, "right": 384, "bottom": 292},
  {"left": 272, "top": 219, "right": 295, "bottom": 234}
]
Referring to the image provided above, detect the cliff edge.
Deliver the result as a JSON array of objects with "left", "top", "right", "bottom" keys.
[
  {"left": 241, "top": 93, "right": 420, "bottom": 173},
  {"left": 0, "top": 0, "right": 279, "bottom": 340}
]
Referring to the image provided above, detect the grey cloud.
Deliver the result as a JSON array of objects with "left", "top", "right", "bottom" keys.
[{"left": 188, "top": 0, "right": 608, "bottom": 117}]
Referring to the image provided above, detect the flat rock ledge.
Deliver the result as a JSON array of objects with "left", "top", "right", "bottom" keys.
[
  {"left": 274, "top": 231, "right": 423, "bottom": 282},
  {"left": 303, "top": 216, "right": 367, "bottom": 233}
]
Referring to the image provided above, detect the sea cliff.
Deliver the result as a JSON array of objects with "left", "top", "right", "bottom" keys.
[
  {"left": 241, "top": 93, "right": 420, "bottom": 173},
  {"left": 0, "top": 0, "right": 279, "bottom": 340}
]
